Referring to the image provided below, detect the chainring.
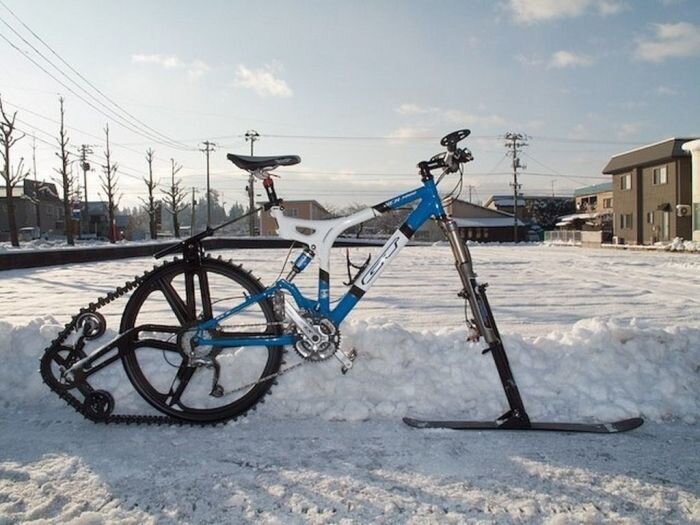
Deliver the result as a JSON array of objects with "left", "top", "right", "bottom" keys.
[{"left": 293, "top": 315, "right": 341, "bottom": 362}]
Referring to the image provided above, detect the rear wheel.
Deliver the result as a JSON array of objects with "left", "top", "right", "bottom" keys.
[{"left": 120, "top": 257, "right": 283, "bottom": 423}]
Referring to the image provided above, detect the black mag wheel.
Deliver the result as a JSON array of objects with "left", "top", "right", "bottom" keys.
[{"left": 120, "top": 257, "right": 283, "bottom": 423}]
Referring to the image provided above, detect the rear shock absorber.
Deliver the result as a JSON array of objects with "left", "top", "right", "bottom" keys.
[{"left": 286, "top": 248, "right": 315, "bottom": 282}]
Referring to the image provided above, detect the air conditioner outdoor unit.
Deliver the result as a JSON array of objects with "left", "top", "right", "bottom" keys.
[{"left": 676, "top": 204, "right": 691, "bottom": 217}]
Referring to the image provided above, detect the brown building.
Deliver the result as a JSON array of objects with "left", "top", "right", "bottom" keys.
[
  {"left": 419, "top": 199, "right": 528, "bottom": 242},
  {"left": 603, "top": 138, "right": 697, "bottom": 245},
  {"left": 0, "top": 179, "right": 64, "bottom": 237},
  {"left": 259, "top": 199, "right": 331, "bottom": 236},
  {"left": 574, "top": 182, "right": 613, "bottom": 214}
]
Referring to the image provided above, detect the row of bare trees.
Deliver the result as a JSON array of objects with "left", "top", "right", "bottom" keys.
[
  {"left": 0, "top": 96, "right": 28, "bottom": 247},
  {"left": 0, "top": 94, "right": 192, "bottom": 245}
]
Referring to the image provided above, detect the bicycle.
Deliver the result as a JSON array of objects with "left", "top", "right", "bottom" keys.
[{"left": 40, "top": 129, "right": 643, "bottom": 433}]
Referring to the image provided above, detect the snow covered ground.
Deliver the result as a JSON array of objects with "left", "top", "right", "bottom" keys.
[{"left": 1, "top": 244, "right": 699, "bottom": 523}]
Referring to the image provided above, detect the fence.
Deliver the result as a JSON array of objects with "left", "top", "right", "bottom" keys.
[{"left": 544, "top": 230, "right": 582, "bottom": 245}]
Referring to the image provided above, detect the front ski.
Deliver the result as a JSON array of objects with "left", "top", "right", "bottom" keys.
[{"left": 403, "top": 416, "right": 643, "bottom": 433}]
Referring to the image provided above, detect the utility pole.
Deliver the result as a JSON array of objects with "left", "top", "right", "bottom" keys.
[
  {"left": 79, "top": 144, "right": 94, "bottom": 238},
  {"left": 200, "top": 140, "right": 216, "bottom": 227},
  {"left": 468, "top": 184, "right": 473, "bottom": 203},
  {"left": 244, "top": 130, "right": 259, "bottom": 236},
  {"left": 32, "top": 135, "right": 41, "bottom": 232},
  {"left": 191, "top": 186, "right": 197, "bottom": 232},
  {"left": 504, "top": 132, "right": 528, "bottom": 242}
]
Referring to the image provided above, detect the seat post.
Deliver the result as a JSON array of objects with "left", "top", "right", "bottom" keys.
[{"left": 262, "top": 176, "right": 281, "bottom": 206}]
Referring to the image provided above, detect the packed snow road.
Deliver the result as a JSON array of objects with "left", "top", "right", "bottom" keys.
[{"left": 1, "top": 244, "right": 699, "bottom": 523}]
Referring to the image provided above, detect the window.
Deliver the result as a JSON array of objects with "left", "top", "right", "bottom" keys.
[
  {"left": 646, "top": 212, "right": 654, "bottom": 224},
  {"left": 287, "top": 208, "right": 298, "bottom": 217},
  {"left": 603, "top": 198, "right": 613, "bottom": 209},
  {"left": 660, "top": 211, "right": 670, "bottom": 241},
  {"left": 652, "top": 166, "right": 668, "bottom": 185},
  {"left": 619, "top": 213, "right": 633, "bottom": 229},
  {"left": 694, "top": 203, "right": 700, "bottom": 232},
  {"left": 620, "top": 173, "right": 632, "bottom": 190}
]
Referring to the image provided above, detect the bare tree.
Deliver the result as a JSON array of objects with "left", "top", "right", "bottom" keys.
[
  {"left": 100, "top": 124, "right": 121, "bottom": 243},
  {"left": 54, "top": 97, "right": 75, "bottom": 245},
  {"left": 0, "top": 95, "right": 29, "bottom": 247},
  {"left": 140, "top": 148, "right": 158, "bottom": 240},
  {"left": 162, "top": 158, "right": 186, "bottom": 237}
]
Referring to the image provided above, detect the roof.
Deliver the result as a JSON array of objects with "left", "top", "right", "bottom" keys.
[
  {"left": 280, "top": 199, "right": 329, "bottom": 213},
  {"left": 454, "top": 217, "right": 526, "bottom": 228},
  {"left": 483, "top": 194, "right": 571, "bottom": 208},
  {"left": 1, "top": 180, "right": 61, "bottom": 201},
  {"left": 483, "top": 195, "right": 526, "bottom": 208},
  {"left": 24, "top": 180, "right": 61, "bottom": 201},
  {"left": 602, "top": 137, "right": 698, "bottom": 174},
  {"left": 574, "top": 182, "right": 612, "bottom": 197},
  {"left": 450, "top": 198, "right": 518, "bottom": 219}
]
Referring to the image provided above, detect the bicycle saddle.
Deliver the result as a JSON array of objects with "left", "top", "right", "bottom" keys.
[{"left": 226, "top": 153, "right": 301, "bottom": 171}]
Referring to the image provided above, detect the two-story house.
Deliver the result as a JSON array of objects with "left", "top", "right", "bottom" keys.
[{"left": 603, "top": 138, "right": 696, "bottom": 245}]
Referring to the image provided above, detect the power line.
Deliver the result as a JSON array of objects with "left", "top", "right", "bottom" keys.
[
  {"left": 5, "top": 98, "right": 177, "bottom": 166},
  {"left": 0, "top": 0, "right": 192, "bottom": 150},
  {"left": 0, "top": 2, "right": 193, "bottom": 151},
  {"left": 0, "top": 24, "right": 193, "bottom": 151}
]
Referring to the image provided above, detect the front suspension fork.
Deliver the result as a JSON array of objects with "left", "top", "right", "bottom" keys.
[{"left": 440, "top": 218, "right": 530, "bottom": 427}]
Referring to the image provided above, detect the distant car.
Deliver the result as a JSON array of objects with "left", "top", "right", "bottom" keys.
[{"left": 19, "top": 226, "right": 41, "bottom": 241}]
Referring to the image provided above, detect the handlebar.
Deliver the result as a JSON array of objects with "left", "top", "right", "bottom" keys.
[{"left": 418, "top": 129, "right": 474, "bottom": 176}]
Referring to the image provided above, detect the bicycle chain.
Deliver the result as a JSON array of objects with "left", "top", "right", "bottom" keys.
[{"left": 39, "top": 257, "right": 302, "bottom": 427}]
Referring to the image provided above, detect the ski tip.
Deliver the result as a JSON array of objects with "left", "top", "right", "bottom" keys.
[
  {"left": 609, "top": 417, "right": 644, "bottom": 432},
  {"left": 402, "top": 416, "right": 428, "bottom": 428}
]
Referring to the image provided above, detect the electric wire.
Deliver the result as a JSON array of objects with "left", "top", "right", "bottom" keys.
[
  {"left": 0, "top": 3, "right": 193, "bottom": 151},
  {"left": 0, "top": 28, "right": 193, "bottom": 151},
  {"left": 0, "top": 0, "right": 192, "bottom": 150}
]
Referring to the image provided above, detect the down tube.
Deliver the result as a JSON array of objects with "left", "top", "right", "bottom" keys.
[{"left": 330, "top": 196, "right": 443, "bottom": 324}]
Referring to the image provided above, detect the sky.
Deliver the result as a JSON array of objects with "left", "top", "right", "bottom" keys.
[{"left": 0, "top": 0, "right": 699, "bottom": 211}]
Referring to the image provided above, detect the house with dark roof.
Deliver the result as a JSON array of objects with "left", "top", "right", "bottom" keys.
[
  {"left": 419, "top": 199, "right": 528, "bottom": 242},
  {"left": 0, "top": 179, "right": 64, "bottom": 236},
  {"left": 603, "top": 137, "right": 697, "bottom": 245},
  {"left": 483, "top": 194, "right": 574, "bottom": 229},
  {"left": 259, "top": 199, "right": 331, "bottom": 236}
]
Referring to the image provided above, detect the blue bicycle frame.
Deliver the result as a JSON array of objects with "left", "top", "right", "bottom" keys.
[{"left": 193, "top": 175, "right": 447, "bottom": 349}]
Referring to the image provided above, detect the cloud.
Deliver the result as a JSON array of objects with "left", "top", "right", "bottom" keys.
[
  {"left": 131, "top": 53, "right": 210, "bottom": 79},
  {"left": 516, "top": 54, "right": 545, "bottom": 67},
  {"left": 388, "top": 127, "right": 433, "bottom": 140},
  {"left": 617, "top": 122, "right": 643, "bottom": 138},
  {"left": 656, "top": 85, "right": 678, "bottom": 96},
  {"left": 548, "top": 50, "right": 594, "bottom": 68},
  {"left": 132, "top": 54, "right": 185, "bottom": 69},
  {"left": 505, "top": 0, "right": 627, "bottom": 24},
  {"left": 395, "top": 104, "right": 506, "bottom": 129},
  {"left": 233, "top": 64, "right": 293, "bottom": 98},
  {"left": 395, "top": 103, "right": 438, "bottom": 116},
  {"left": 187, "top": 60, "right": 210, "bottom": 79},
  {"left": 634, "top": 22, "right": 700, "bottom": 62}
]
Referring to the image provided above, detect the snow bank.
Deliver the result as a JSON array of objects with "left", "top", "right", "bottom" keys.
[
  {"left": 661, "top": 237, "right": 700, "bottom": 253},
  {"left": 1, "top": 316, "right": 698, "bottom": 424}
]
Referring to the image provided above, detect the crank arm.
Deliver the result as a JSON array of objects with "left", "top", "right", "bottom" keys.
[
  {"left": 335, "top": 347, "right": 357, "bottom": 374},
  {"left": 284, "top": 302, "right": 329, "bottom": 344}
]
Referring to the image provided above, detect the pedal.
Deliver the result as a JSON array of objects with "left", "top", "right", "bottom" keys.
[{"left": 335, "top": 347, "right": 357, "bottom": 374}]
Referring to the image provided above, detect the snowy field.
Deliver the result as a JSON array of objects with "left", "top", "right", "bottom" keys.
[{"left": 1, "top": 244, "right": 699, "bottom": 523}]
